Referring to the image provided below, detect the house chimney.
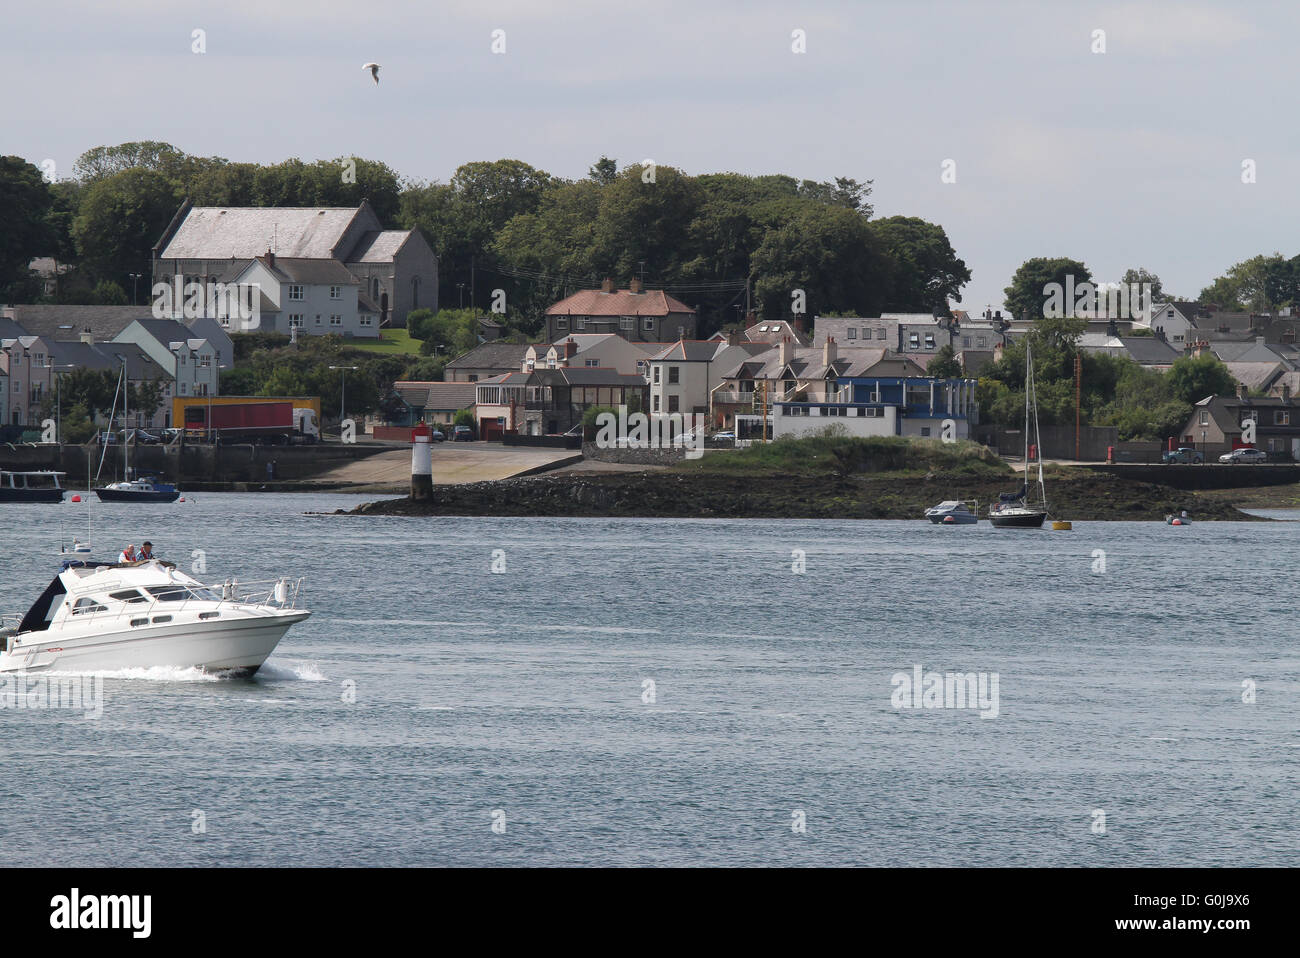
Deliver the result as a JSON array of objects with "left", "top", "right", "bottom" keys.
[
  {"left": 1237, "top": 382, "right": 1248, "bottom": 400},
  {"left": 1283, "top": 382, "right": 1292, "bottom": 404},
  {"left": 265, "top": 248, "right": 275, "bottom": 269},
  {"left": 564, "top": 338, "right": 578, "bottom": 360},
  {"left": 80, "top": 327, "right": 93, "bottom": 345},
  {"left": 823, "top": 335, "right": 836, "bottom": 367},
  {"left": 600, "top": 278, "right": 614, "bottom": 294},
  {"left": 778, "top": 335, "right": 794, "bottom": 367},
  {"left": 745, "top": 310, "right": 758, "bottom": 329},
  {"left": 629, "top": 277, "right": 643, "bottom": 294},
  {"left": 792, "top": 317, "right": 806, "bottom": 335},
  {"left": 726, "top": 327, "right": 742, "bottom": 347}
]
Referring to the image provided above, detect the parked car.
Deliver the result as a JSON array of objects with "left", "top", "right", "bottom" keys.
[
  {"left": 130, "top": 429, "right": 162, "bottom": 444},
  {"left": 97, "top": 431, "right": 118, "bottom": 445},
  {"left": 712, "top": 430, "right": 736, "bottom": 442},
  {"left": 1219, "top": 447, "right": 1268, "bottom": 464},
  {"left": 1162, "top": 447, "right": 1204, "bottom": 464},
  {"left": 430, "top": 429, "right": 446, "bottom": 442},
  {"left": 453, "top": 425, "right": 474, "bottom": 441}
]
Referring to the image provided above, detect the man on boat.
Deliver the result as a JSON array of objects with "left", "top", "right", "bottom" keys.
[
  {"left": 138, "top": 541, "right": 154, "bottom": 560},
  {"left": 118, "top": 544, "right": 138, "bottom": 563}
]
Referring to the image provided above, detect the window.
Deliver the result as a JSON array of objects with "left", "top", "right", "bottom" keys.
[
  {"left": 329, "top": 315, "right": 342, "bottom": 327},
  {"left": 72, "top": 597, "right": 107, "bottom": 615},
  {"left": 924, "top": 335, "right": 935, "bottom": 349},
  {"left": 556, "top": 317, "right": 568, "bottom": 330},
  {"left": 35, "top": 353, "right": 45, "bottom": 366},
  {"left": 909, "top": 334, "right": 919, "bottom": 348},
  {"left": 976, "top": 337, "right": 987, "bottom": 348},
  {"left": 643, "top": 317, "right": 654, "bottom": 331},
  {"left": 180, "top": 352, "right": 187, "bottom": 365},
  {"left": 109, "top": 589, "right": 148, "bottom": 604},
  {"left": 1199, "top": 411, "right": 1209, "bottom": 425},
  {"left": 468, "top": 374, "right": 478, "bottom": 382},
  {"left": 289, "top": 315, "right": 305, "bottom": 328},
  {"left": 668, "top": 367, "right": 679, "bottom": 384},
  {"left": 1275, "top": 410, "right": 1290, "bottom": 425},
  {"left": 876, "top": 328, "right": 886, "bottom": 340},
  {"left": 621, "top": 316, "right": 635, "bottom": 331},
  {"left": 668, "top": 395, "right": 679, "bottom": 412},
  {"left": 653, "top": 366, "right": 660, "bottom": 384},
  {"left": 329, "top": 285, "right": 342, "bottom": 299},
  {"left": 847, "top": 328, "right": 857, "bottom": 339},
  {"left": 288, "top": 285, "right": 305, "bottom": 300},
  {"left": 652, "top": 394, "right": 660, "bottom": 412},
  {"left": 314, "top": 316, "right": 322, "bottom": 325},
  {"left": 863, "top": 407, "right": 881, "bottom": 418},
  {"left": 585, "top": 359, "right": 599, "bottom": 367},
  {"left": 824, "top": 406, "right": 844, "bottom": 417},
  {"left": 920, "top": 427, "right": 931, "bottom": 437},
  {"left": 576, "top": 317, "right": 587, "bottom": 330},
  {"left": 360, "top": 316, "right": 373, "bottom": 326},
  {"left": 636, "top": 360, "right": 647, "bottom": 373},
  {"left": 963, "top": 336, "right": 971, "bottom": 348},
  {"left": 198, "top": 355, "right": 210, "bottom": 367},
  {"left": 180, "top": 382, "right": 188, "bottom": 395}
]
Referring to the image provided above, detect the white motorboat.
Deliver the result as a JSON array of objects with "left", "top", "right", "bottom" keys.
[
  {"left": 0, "top": 559, "right": 310, "bottom": 677},
  {"left": 925, "top": 500, "right": 979, "bottom": 524}
]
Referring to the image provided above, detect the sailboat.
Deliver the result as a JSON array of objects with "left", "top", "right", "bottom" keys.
[
  {"left": 989, "top": 344, "right": 1049, "bottom": 529},
  {"left": 93, "top": 365, "right": 181, "bottom": 504}
]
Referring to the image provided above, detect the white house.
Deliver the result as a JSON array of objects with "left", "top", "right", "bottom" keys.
[
  {"left": 112, "top": 319, "right": 220, "bottom": 401},
  {"left": 224, "top": 253, "right": 379, "bottom": 339}
]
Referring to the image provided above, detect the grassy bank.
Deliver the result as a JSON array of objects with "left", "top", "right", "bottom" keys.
[{"left": 678, "top": 435, "right": 1012, "bottom": 479}]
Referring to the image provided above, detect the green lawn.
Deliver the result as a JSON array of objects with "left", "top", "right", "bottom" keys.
[{"left": 349, "top": 329, "right": 424, "bottom": 355}]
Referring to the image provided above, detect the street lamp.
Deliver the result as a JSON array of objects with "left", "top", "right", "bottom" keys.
[
  {"left": 328, "top": 365, "right": 359, "bottom": 431},
  {"left": 128, "top": 273, "right": 143, "bottom": 306},
  {"left": 52, "top": 363, "right": 76, "bottom": 443},
  {"left": 207, "top": 362, "right": 228, "bottom": 444},
  {"left": 457, "top": 284, "right": 466, "bottom": 309}
]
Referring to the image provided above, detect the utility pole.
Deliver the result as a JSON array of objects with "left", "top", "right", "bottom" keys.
[{"left": 1074, "top": 352, "right": 1082, "bottom": 461}]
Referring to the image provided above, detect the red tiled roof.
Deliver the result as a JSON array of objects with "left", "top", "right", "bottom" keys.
[{"left": 546, "top": 288, "right": 694, "bottom": 317}]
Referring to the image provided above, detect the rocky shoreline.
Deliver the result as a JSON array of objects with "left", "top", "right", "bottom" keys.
[{"left": 341, "top": 469, "right": 1263, "bottom": 521}]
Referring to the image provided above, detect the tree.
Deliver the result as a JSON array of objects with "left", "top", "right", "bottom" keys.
[
  {"left": 1166, "top": 354, "right": 1235, "bottom": 404},
  {"left": 90, "top": 279, "right": 128, "bottom": 305},
  {"left": 0, "top": 155, "right": 55, "bottom": 298},
  {"left": 588, "top": 156, "right": 618, "bottom": 185},
  {"left": 1121, "top": 267, "right": 1163, "bottom": 302},
  {"left": 71, "top": 166, "right": 180, "bottom": 285},
  {"left": 872, "top": 216, "right": 971, "bottom": 310},
  {"left": 72, "top": 141, "right": 185, "bottom": 183},
  {"left": 1003, "top": 257, "right": 1092, "bottom": 322},
  {"left": 926, "top": 344, "right": 961, "bottom": 378},
  {"left": 1197, "top": 254, "right": 1292, "bottom": 311},
  {"left": 453, "top": 408, "right": 475, "bottom": 429}
]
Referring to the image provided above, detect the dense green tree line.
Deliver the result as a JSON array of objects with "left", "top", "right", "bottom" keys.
[{"left": 2, "top": 145, "right": 969, "bottom": 335}]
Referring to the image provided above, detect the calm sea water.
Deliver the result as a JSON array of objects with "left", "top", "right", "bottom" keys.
[{"left": 1, "top": 493, "right": 1297, "bottom": 867}]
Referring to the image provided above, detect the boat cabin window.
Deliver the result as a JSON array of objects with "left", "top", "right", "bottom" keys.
[
  {"left": 71, "top": 597, "right": 108, "bottom": 615},
  {"left": 110, "top": 589, "right": 149, "bottom": 604},
  {"left": 146, "top": 585, "right": 192, "bottom": 602}
]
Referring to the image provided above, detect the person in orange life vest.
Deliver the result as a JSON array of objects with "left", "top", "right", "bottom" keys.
[
  {"left": 119, "top": 544, "right": 137, "bottom": 563},
  {"left": 138, "top": 541, "right": 154, "bottom": 560}
]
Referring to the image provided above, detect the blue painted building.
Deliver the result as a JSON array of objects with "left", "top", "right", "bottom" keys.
[{"left": 772, "top": 376, "right": 979, "bottom": 440}]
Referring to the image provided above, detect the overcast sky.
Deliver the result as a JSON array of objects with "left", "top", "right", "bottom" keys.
[{"left": 6, "top": 0, "right": 1296, "bottom": 312}]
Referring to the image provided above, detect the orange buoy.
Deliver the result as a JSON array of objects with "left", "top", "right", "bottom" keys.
[{"left": 71, "top": 495, "right": 81, "bottom": 502}]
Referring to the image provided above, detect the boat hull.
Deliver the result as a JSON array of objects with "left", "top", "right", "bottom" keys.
[
  {"left": 94, "top": 489, "right": 180, "bottom": 503},
  {"left": 0, "top": 489, "right": 65, "bottom": 503},
  {"left": 0, "top": 612, "right": 310, "bottom": 676},
  {"left": 989, "top": 510, "right": 1047, "bottom": 528},
  {"left": 928, "top": 513, "right": 977, "bottom": 524}
]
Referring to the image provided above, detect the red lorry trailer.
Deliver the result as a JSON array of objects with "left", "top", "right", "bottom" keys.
[{"left": 185, "top": 401, "right": 295, "bottom": 442}]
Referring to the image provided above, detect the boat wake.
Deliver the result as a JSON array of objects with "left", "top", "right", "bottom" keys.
[
  {"left": 256, "top": 660, "right": 328, "bottom": 682},
  {"left": 41, "top": 665, "right": 222, "bottom": 682}
]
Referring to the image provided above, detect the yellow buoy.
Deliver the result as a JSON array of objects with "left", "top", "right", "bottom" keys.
[{"left": 1051, "top": 520, "right": 1072, "bottom": 530}]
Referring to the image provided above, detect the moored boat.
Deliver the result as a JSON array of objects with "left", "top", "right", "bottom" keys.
[
  {"left": 0, "top": 471, "right": 67, "bottom": 504},
  {"left": 925, "top": 500, "right": 979, "bottom": 524},
  {"left": 94, "top": 476, "right": 180, "bottom": 503},
  {"left": 990, "top": 345, "right": 1050, "bottom": 529}
]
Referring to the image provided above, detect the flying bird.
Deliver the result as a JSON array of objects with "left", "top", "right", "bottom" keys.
[{"left": 363, "top": 62, "right": 380, "bottom": 85}]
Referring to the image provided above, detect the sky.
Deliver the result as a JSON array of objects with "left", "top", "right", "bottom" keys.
[{"left": 5, "top": 0, "right": 1297, "bottom": 312}]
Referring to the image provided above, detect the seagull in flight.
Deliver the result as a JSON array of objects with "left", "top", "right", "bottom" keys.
[{"left": 363, "top": 62, "right": 380, "bottom": 85}]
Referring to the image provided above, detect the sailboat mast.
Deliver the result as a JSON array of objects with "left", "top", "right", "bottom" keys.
[
  {"left": 121, "top": 360, "right": 129, "bottom": 481},
  {"left": 1028, "top": 346, "right": 1046, "bottom": 507}
]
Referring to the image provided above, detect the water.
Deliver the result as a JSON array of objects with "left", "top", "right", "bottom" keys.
[{"left": 1, "top": 494, "right": 1297, "bottom": 866}]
